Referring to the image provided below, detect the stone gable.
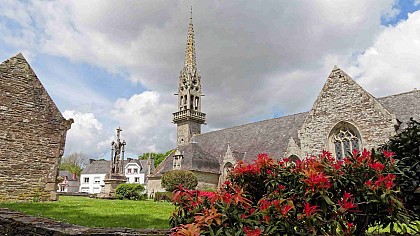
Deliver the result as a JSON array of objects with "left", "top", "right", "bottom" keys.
[
  {"left": 0, "top": 53, "right": 72, "bottom": 201},
  {"left": 298, "top": 66, "right": 397, "bottom": 156}
]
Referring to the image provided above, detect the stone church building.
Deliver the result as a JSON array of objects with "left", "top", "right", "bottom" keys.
[
  {"left": 0, "top": 54, "right": 73, "bottom": 201},
  {"left": 147, "top": 16, "right": 420, "bottom": 194}
]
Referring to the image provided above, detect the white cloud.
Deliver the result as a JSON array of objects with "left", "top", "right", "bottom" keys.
[
  {"left": 351, "top": 11, "right": 420, "bottom": 96},
  {"left": 111, "top": 91, "right": 176, "bottom": 154},
  {"left": 63, "top": 110, "right": 105, "bottom": 154},
  {"left": 3, "top": 0, "right": 419, "bottom": 155}
]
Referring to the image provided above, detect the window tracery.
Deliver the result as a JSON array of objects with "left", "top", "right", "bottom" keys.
[{"left": 329, "top": 122, "right": 362, "bottom": 160}]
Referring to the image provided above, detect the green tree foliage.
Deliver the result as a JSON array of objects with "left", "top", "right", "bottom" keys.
[
  {"left": 382, "top": 118, "right": 420, "bottom": 218},
  {"left": 60, "top": 152, "right": 88, "bottom": 176},
  {"left": 138, "top": 150, "right": 173, "bottom": 168},
  {"left": 115, "top": 183, "right": 146, "bottom": 200},
  {"left": 161, "top": 170, "right": 198, "bottom": 192}
]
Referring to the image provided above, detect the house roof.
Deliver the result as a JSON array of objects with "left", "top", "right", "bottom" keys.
[
  {"left": 153, "top": 89, "right": 420, "bottom": 177},
  {"left": 81, "top": 159, "right": 153, "bottom": 175},
  {"left": 58, "top": 170, "right": 78, "bottom": 181}
]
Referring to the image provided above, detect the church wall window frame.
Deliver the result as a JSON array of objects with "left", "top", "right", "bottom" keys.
[{"left": 327, "top": 121, "right": 362, "bottom": 160}]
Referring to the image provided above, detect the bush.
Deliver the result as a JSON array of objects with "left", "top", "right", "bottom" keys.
[
  {"left": 161, "top": 170, "right": 198, "bottom": 192},
  {"left": 169, "top": 151, "right": 415, "bottom": 235},
  {"left": 154, "top": 191, "right": 173, "bottom": 202},
  {"left": 382, "top": 118, "right": 420, "bottom": 218},
  {"left": 115, "top": 183, "right": 146, "bottom": 200}
]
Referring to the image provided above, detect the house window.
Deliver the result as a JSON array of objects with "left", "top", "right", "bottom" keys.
[
  {"left": 81, "top": 187, "right": 89, "bottom": 192},
  {"left": 329, "top": 122, "right": 362, "bottom": 160},
  {"left": 94, "top": 177, "right": 100, "bottom": 184},
  {"left": 60, "top": 186, "right": 65, "bottom": 192},
  {"left": 135, "top": 177, "right": 140, "bottom": 183},
  {"left": 84, "top": 177, "right": 89, "bottom": 183},
  {"left": 127, "top": 169, "right": 132, "bottom": 174},
  {"left": 133, "top": 168, "right": 138, "bottom": 174}
]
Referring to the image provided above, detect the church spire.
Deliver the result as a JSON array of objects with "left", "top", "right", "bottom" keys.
[
  {"left": 184, "top": 6, "right": 196, "bottom": 68},
  {"left": 173, "top": 8, "right": 206, "bottom": 146}
]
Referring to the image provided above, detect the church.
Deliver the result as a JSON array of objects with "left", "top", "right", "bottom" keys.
[{"left": 146, "top": 14, "right": 420, "bottom": 195}]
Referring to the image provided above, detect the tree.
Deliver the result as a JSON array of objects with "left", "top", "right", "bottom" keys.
[
  {"left": 161, "top": 170, "right": 198, "bottom": 192},
  {"left": 60, "top": 152, "right": 89, "bottom": 176},
  {"left": 382, "top": 118, "right": 420, "bottom": 218},
  {"left": 138, "top": 150, "right": 173, "bottom": 168}
]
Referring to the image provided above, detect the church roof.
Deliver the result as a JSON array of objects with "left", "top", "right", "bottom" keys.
[
  {"left": 153, "top": 88, "right": 419, "bottom": 177},
  {"left": 377, "top": 89, "right": 420, "bottom": 128},
  {"left": 154, "top": 142, "right": 220, "bottom": 176},
  {"left": 194, "top": 112, "right": 308, "bottom": 163}
]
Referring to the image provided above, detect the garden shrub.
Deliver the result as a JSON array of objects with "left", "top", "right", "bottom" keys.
[
  {"left": 169, "top": 150, "right": 415, "bottom": 235},
  {"left": 115, "top": 183, "right": 146, "bottom": 200},
  {"left": 154, "top": 191, "right": 173, "bottom": 202},
  {"left": 381, "top": 118, "right": 420, "bottom": 218},
  {"left": 161, "top": 170, "right": 198, "bottom": 192}
]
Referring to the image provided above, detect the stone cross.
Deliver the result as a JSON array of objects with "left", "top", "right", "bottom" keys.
[{"left": 110, "top": 127, "right": 126, "bottom": 175}]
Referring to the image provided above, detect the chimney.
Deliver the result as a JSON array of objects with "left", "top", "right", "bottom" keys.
[
  {"left": 89, "top": 159, "right": 95, "bottom": 164},
  {"left": 72, "top": 173, "right": 77, "bottom": 180}
]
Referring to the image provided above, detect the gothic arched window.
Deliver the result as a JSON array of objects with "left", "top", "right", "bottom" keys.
[{"left": 329, "top": 122, "right": 362, "bottom": 160}]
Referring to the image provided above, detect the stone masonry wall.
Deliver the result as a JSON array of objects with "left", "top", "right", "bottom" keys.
[
  {"left": 0, "top": 54, "right": 72, "bottom": 201},
  {"left": 298, "top": 67, "right": 397, "bottom": 156}
]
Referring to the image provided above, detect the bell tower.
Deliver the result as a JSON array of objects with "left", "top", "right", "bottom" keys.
[{"left": 173, "top": 8, "right": 206, "bottom": 146}]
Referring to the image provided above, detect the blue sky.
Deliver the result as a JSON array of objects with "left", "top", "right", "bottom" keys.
[{"left": 1, "top": 0, "right": 420, "bottom": 159}]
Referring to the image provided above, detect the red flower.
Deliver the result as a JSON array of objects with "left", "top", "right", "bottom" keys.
[
  {"left": 368, "top": 161, "right": 385, "bottom": 172},
  {"left": 280, "top": 205, "right": 293, "bottom": 216},
  {"left": 278, "top": 184, "right": 286, "bottom": 191},
  {"left": 258, "top": 199, "right": 271, "bottom": 211},
  {"left": 299, "top": 202, "right": 318, "bottom": 219},
  {"left": 338, "top": 191, "right": 356, "bottom": 212},
  {"left": 244, "top": 226, "right": 262, "bottom": 236},
  {"left": 382, "top": 150, "right": 395, "bottom": 158},
  {"left": 198, "top": 191, "right": 215, "bottom": 199},
  {"left": 283, "top": 157, "right": 289, "bottom": 163},
  {"left": 303, "top": 171, "right": 331, "bottom": 191}
]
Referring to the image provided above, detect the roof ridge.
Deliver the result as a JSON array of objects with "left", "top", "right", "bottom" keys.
[
  {"left": 197, "top": 111, "right": 308, "bottom": 136},
  {"left": 377, "top": 89, "right": 419, "bottom": 100}
]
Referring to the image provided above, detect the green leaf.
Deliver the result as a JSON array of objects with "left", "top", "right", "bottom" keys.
[{"left": 321, "top": 194, "right": 334, "bottom": 205}]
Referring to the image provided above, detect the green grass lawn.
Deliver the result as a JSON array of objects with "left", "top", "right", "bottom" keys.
[{"left": 0, "top": 196, "right": 174, "bottom": 229}]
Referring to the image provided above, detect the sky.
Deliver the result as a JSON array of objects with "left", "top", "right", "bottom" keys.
[{"left": 1, "top": 0, "right": 420, "bottom": 159}]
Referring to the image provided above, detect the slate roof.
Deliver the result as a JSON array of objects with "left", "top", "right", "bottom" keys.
[
  {"left": 81, "top": 159, "right": 152, "bottom": 175},
  {"left": 377, "top": 89, "right": 420, "bottom": 128},
  {"left": 58, "top": 170, "right": 78, "bottom": 181},
  {"left": 154, "top": 143, "right": 220, "bottom": 176},
  {"left": 153, "top": 89, "right": 420, "bottom": 177}
]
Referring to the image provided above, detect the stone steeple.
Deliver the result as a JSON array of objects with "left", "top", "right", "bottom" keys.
[{"left": 173, "top": 8, "right": 206, "bottom": 146}]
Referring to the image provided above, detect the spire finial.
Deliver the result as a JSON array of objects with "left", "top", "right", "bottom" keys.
[{"left": 184, "top": 7, "right": 196, "bottom": 67}]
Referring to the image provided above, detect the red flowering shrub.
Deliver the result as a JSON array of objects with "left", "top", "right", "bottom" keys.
[{"left": 169, "top": 150, "right": 413, "bottom": 235}]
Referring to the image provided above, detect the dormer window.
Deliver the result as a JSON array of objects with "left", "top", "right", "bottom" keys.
[
  {"left": 133, "top": 168, "right": 138, "bottom": 174},
  {"left": 173, "top": 149, "right": 183, "bottom": 170}
]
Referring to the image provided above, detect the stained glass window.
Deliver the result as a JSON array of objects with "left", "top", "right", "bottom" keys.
[{"left": 331, "top": 124, "right": 361, "bottom": 160}]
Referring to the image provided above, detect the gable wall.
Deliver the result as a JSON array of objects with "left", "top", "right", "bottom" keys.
[
  {"left": 0, "top": 55, "right": 71, "bottom": 201},
  {"left": 298, "top": 68, "right": 397, "bottom": 156}
]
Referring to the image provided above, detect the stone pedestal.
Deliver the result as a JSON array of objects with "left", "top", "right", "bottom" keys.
[{"left": 97, "top": 174, "right": 126, "bottom": 199}]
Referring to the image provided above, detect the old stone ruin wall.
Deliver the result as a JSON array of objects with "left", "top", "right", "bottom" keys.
[{"left": 0, "top": 54, "right": 72, "bottom": 201}]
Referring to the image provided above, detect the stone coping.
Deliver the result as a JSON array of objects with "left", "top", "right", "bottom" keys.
[{"left": 0, "top": 208, "right": 170, "bottom": 236}]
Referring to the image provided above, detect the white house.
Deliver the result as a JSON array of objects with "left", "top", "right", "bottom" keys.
[
  {"left": 57, "top": 170, "right": 80, "bottom": 193},
  {"left": 79, "top": 158, "right": 153, "bottom": 194}
]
